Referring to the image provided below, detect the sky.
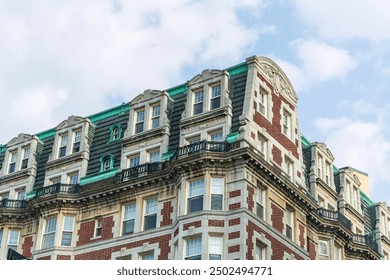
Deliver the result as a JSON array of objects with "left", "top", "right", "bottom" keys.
[{"left": 0, "top": 0, "right": 389, "bottom": 204}]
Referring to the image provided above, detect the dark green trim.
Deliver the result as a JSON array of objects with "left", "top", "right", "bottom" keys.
[
  {"left": 166, "top": 84, "right": 187, "bottom": 97},
  {"left": 226, "top": 132, "right": 239, "bottom": 143},
  {"left": 226, "top": 62, "right": 248, "bottom": 76},
  {"left": 109, "top": 123, "right": 123, "bottom": 142},
  {"left": 100, "top": 154, "right": 115, "bottom": 172},
  {"left": 162, "top": 151, "right": 175, "bottom": 161},
  {"left": 87, "top": 103, "right": 130, "bottom": 123},
  {"left": 0, "top": 145, "right": 5, "bottom": 154},
  {"left": 80, "top": 168, "right": 120, "bottom": 186},
  {"left": 333, "top": 165, "right": 340, "bottom": 174}
]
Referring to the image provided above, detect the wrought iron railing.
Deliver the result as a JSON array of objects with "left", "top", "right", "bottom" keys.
[
  {"left": 34, "top": 183, "right": 81, "bottom": 199},
  {"left": 171, "top": 141, "right": 230, "bottom": 161},
  {"left": 117, "top": 162, "right": 164, "bottom": 182},
  {"left": 352, "top": 234, "right": 380, "bottom": 253},
  {"left": 316, "top": 208, "right": 352, "bottom": 230},
  {"left": 0, "top": 198, "right": 26, "bottom": 209}
]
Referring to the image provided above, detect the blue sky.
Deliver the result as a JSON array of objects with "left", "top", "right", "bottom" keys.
[{"left": 0, "top": 0, "right": 389, "bottom": 204}]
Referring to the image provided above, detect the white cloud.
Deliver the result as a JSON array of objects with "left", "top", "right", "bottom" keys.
[
  {"left": 290, "top": 0, "right": 390, "bottom": 42},
  {"left": 313, "top": 101, "right": 390, "bottom": 203},
  {"left": 0, "top": 0, "right": 265, "bottom": 144},
  {"left": 272, "top": 40, "right": 357, "bottom": 92}
]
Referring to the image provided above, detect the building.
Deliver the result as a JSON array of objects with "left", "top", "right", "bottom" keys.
[{"left": 0, "top": 56, "right": 387, "bottom": 260}]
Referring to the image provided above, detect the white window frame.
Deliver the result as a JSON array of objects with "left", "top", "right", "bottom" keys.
[
  {"left": 193, "top": 90, "right": 204, "bottom": 115},
  {"left": 258, "top": 88, "right": 268, "bottom": 117},
  {"left": 319, "top": 240, "right": 329, "bottom": 260},
  {"left": 151, "top": 104, "right": 161, "bottom": 129},
  {"left": 148, "top": 149, "right": 160, "bottom": 163},
  {"left": 61, "top": 216, "right": 74, "bottom": 246},
  {"left": 123, "top": 203, "right": 136, "bottom": 235},
  {"left": 209, "top": 235, "right": 222, "bottom": 260},
  {"left": 8, "top": 151, "right": 17, "bottom": 174},
  {"left": 21, "top": 146, "right": 30, "bottom": 169},
  {"left": 72, "top": 130, "right": 82, "bottom": 153},
  {"left": 210, "top": 177, "right": 224, "bottom": 211},
  {"left": 16, "top": 188, "right": 26, "bottom": 200},
  {"left": 42, "top": 216, "right": 57, "bottom": 249},
  {"left": 144, "top": 197, "right": 158, "bottom": 230},
  {"left": 285, "top": 208, "right": 294, "bottom": 240},
  {"left": 7, "top": 229, "right": 20, "bottom": 252},
  {"left": 255, "top": 240, "right": 266, "bottom": 260},
  {"left": 210, "top": 84, "right": 221, "bottom": 110},
  {"left": 128, "top": 154, "right": 140, "bottom": 168},
  {"left": 185, "top": 236, "right": 202, "bottom": 260},
  {"left": 256, "top": 187, "right": 265, "bottom": 220},
  {"left": 95, "top": 217, "right": 103, "bottom": 238},
  {"left": 68, "top": 171, "right": 79, "bottom": 185},
  {"left": 282, "top": 109, "right": 291, "bottom": 138},
  {"left": 135, "top": 109, "right": 145, "bottom": 134},
  {"left": 187, "top": 178, "right": 204, "bottom": 213}
]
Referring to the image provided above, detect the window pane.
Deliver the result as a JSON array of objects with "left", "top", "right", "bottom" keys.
[
  {"left": 188, "top": 196, "right": 203, "bottom": 213},
  {"left": 144, "top": 214, "right": 157, "bottom": 230},
  {"left": 146, "top": 198, "right": 158, "bottom": 215},
  {"left": 211, "top": 85, "right": 221, "bottom": 97},
  {"left": 152, "top": 117, "right": 160, "bottom": 128},
  {"left": 142, "top": 253, "right": 154, "bottom": 260},
  {"left": 63, "top": 216, "right": 74, "bottom": 231},
  {"left": 45, "top": 217, "right": 57, "bottom": 233},
  {"left": 137, "top": 110, "right": 145, "bottom": 122},
  {"left": 194, "top": 103, "right": 203, "bottom": 115},
  {"left": 61, "top": 232, "right": 72, "bottom": 246},
  {"left": 130, "top": 156, "right": 140, "bottom": 167},
  {"left": 61, "top": 135, "right": 68, "bottom": 146},
  {"left": 124, "top": 204, "right": 136, "bottom": 220},
  {"left": 211, "top": 178, "right": 223, "bottom": 194},
  {"left": 8, "top": 230, "right": 19, "bottom": 245},
  {"left": 152, "top": 105, "right": 160, "bottom": 117},
  {"left": 209, "top": 254, "right": 221, "bottom": 260},
  {"left": 43, "top": 233, "right": 55, "bottom": 248},
  {"left": 209, "top": 236, "right": 222, "bottom": 254},
  {"left": 186, "top": 237, "right": 202, "bottom": 259},
  {"left": 211, "top": 194, "right": 222, "bottom": 210},
  {"left": 211, "top": 97, "right": 220, "bottom": 109},
  {"left": 189, "top": 179, "right": 204, "bottom": 197},
  {"left": 123, "top": 219, "right": 135, "bottom": 235}
]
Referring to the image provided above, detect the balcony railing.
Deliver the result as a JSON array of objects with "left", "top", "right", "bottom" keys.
[
  {"left": 171, "top": 141, "right": 230, "bottom": 161},
  {"left": 316, "top": 208, "right": 352, "bottom": 230},
  {"left": 33, "top": 183, "right": 81, "bottom": 199},
  {"left": 352, "top": 234, "right": 380, "bottom": 253},
  {"left": 117, "top": 162, "right": 164, "bottom": 182},
  {"left": 0, "top": 198, "right": 26, "bottom": 209}
]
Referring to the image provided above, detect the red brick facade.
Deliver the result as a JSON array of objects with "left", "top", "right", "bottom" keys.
[
  {"left": 229, "top": 202, "right": 241, "bottom": 211},
  {"left": 247, "top": 185, "right": 254, "bottom": 211},
  {"left": 76, "top": 216, "right": 114, "bottom": 246},
  {"left": 183, "top": 220, "right": 201, "bottom": 231},
  {"left": 21, "top": 236, "right": 33, "bottom": 258},
  {"left": 160, "top": 201, "right": 173, "bottom": 227},
  {"left": 299, "top": 223, "right": 306, "bottom": 249},
  {"left": 272, "top": 145, "right": 282, "bottom": 166},
  {"left": 229, "top": 190, "right": 241, "bottom": 198},
  {"left": 208, "top": 220, "right": 224, "bottom": 227},
  {"left": 57, "top": 255, "right": 71, "bottom": 260},
  {"left": 308, "top": 238, "right": 316, "bottom": 260},
  {"left": 229, "top": 218, "right": 240, "bottom": 226},
  {"left": 271, "top": 202, "right": 284, "bottom": 233},
  {"left": 228, "top": 245, "right": 241, "bottom": 253},
  {"left": 37, "top": 256, "right": 51, "bottom": 260},
  {"left": 228, "top": 231, "right": 240, "bottom": 240}
]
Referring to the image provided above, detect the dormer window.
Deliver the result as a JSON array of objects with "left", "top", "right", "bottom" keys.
[
  {"left": 72, "top": 131, "right": 81, "bottom": 153},
  {"left": 21, "top": 147, "right": 30, "bottom": 169},
  {"left": 59, "top": 135, "right": 68, "bottom": 158},
  {"left": 8, "top": 151, "right": 17, "bottom": 174},
  {"left": 103, "top": 159, "right": 110, "bottom": 171},
  {"left": 113, "top": 127, "right": 119, "bottom": 140},
  {"left": 100, "top": 155, "right": 114, "bottom": 171},
  {"left": 109, "top": 124, "right": 122, "bottom": 141},
  {"left": 194, "top": 91, "right": 204, "bottom": 115},
  {"left": 210, "top": 85, "right": 221, "bottom": 110},
  {"left": 135, "top": 110, "right": 145, "bottom": 134},
  {"left": 151, "top": 105, "right": 160, "bottom": 129}
]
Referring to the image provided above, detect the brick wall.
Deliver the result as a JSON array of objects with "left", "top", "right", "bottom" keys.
[
  {"left": 307, "top": 238, "right": 316, "bottom": 260},
  {"left": 37, "top": 256, "right": 51, "bottom": 260},
  {"left": 74, "top": 234, "right": 171, "bottom": 260},
  {"left": 247, "top": 185, "right": 254, "bottom": 211},
  {"left": 183, "top": 220, "right": 201, "bottom": 231},
  {"left": 76, "top": 216, "right": 114, "bottom": 246},
  {"left": 272, "top": 145, "right": 282, "bottom": 166},
  {"left": 208, "top": 220, "right": 224, "bottom": 227},
  {"left": 22, "top": 236, "right": 33, "bottom": 258},
  {"left": 271, "top": 203, "right": 284, "bottom": 233},
  {"left": 229, "top": 202, "right": 241, "bottom": 211},
  {"left": 246, "top": 220, "right": 303, "bottom": 260},
  {"left": 57, "top": 255, "right": 71, "bottom": 260},
  {"left": 229, "top": 190, "right": 241, "bottom": 198},
  {"left": 299, "top": 223, "right": 305, "bottom": 249},
  {"left": 160, "top": 201, "right": 173, "bottom": 227}
]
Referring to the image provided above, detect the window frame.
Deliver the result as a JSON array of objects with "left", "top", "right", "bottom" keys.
[
  {"left": 285, "top": 207, "right": 294, "bottom": 240},
  {"left": 210, "top": 84, "right": 221, "bottom": 110},
  {"left": 187, "top": 178, "right": 204, "bottom": 214},
  {"left": 95, "top": 217, "right": 103, "bottom": 238},
  {"left": 58, "top": 134, "right": 68, "bottom": 158},
  {"left": 258, "top": 87, "right": 268, "bottom": 117},
  {"left": 208, "top": 235, "right": 222, "bottom": 260},
  {"left": 123, "top": 203, "right": 136, "bottom": 235},
  {"left": 61, "top": 215, "right": 74, "bottom": 246},
  {"left": 319, "top": 240, "right": 329, "bottom": 260},
  {"left": 8, "top": 151, "right": 17, "bottom": 174},
  {"left": 72, "top": 130, "right": 82, "bottom": 153},
  {"left": 210, "top": 177, "right": 224, "bottom": 211},
  {"left": 256, "top": 187, "right": 265, "bottom": 220},
  {"left": 7, "top": 229, "right": 20, "bottom": 252},
  {"left": 144, "top": 197, "right": 158, "bottom": 231},
  {"left": 282, "top": 109, "right": 292, "bottom": 138},
  {"left": 185, "top": 236, "right": 202, "bottom": 260},
  {"left": 148, "top": 148, "right": 160, "bottom": 163},
  {"left": 21, "top": 146, "right": 30, "bottom": 170},
  {"left": 42, "top": 216, "right": 57, "bottom": 249},
  {"left": 193, "top": 90, "right": 204, "bottom": 115},
  {"left": 135, "top": 109, "right": 145, "bottom": 134},
  {"left": 151, "top": 104, "right": 161, "bottom": 129}
]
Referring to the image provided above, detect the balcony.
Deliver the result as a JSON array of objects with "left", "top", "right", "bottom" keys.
[
  {"left": 117, "top": 162, "right": 164, "bottom": 182},
  {"left": 0, "top": 198, "right": 26, "bottom": 209},
  {"left": 33, "top": 183, "right": 81, "bottom": 199},
  {"left": 171, "top": 141, "right": 230, "bottom": 160},
  {"left": 352, "top": 234, "right": 379, "bottom": 253},
  {"left": 316, "top": 208, "right": 352, "bottom": 230}
]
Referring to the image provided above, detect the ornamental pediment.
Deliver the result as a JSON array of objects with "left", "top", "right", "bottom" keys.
[
  {"left": 188, "top": 69, "right": 225, "bottom": 85},
  {"left": 130, "top": 89, "right": 165, "bottom": 105},
  {"left": 55, "top": 115, "right": 85, "bottom": 130},
  {"left": 7, "top": 133, "right": 33, "bottom": 147}
]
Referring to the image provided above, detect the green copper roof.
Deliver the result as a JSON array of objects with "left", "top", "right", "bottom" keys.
[
  {"left": 80, "top": 168, "right": 120, "bottom": 186},
  {"left": 87, "top": 102, "right": 130, "bottom": 123},
  {"left": 301, "top": 135, "right": 311, "bottom": 148},
  {"left": 226, "top": 62, "right": 248, "bottom": 76},
  {"left": 166, "top": 84, "right": 187, "bottom": 97},
  {"left": 360, "top": 191, "right": 375, "bottom": 207},
  {"left": 36, "top": 129, "right": 56, "bottom": 141},
  {"left": 333, "top": 165, "right": 340, "bottom": 174},
  {"left": 0, "top": 145, "right": 5, "bottom": 154}
]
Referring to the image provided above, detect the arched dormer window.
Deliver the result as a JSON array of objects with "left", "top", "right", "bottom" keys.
[
  {"left": 110, "top": 124, "right": 122, "bottom": 141},
  {"left": 100, "top": 154, "right": 114, "bottom": 172}
]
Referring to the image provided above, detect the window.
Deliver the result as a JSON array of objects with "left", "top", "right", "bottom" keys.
[
  {"left": 59, "top": 135, "right": 68, "bottom": 158},
  {"left": 72, "top": 131, "right": 81, "bottom": 153},
  {"left": 210, "top": 85, "right": 221, "bottom": 110},
  {"left": 8, "top": 151, "right": 17, "bottom": 174},
  {"left": 151, "top": 105, "right": 160, "bottom": 129},
  {"left": 95, "top": 217, "right": 103, "bottom": 237},
  {"left": 7, "top": 230, "right": 19, "bottom": 252},
  {"left": 129, "top": 155, "right": 140, "bottom": 168},
  {"left": 0, "top": 229, "right": 3, "bottom": 251},
  {"left": 111, "top": 125, "right": 121, "bottom": 141},
  {"left": 282, "top": 110, "right": 291, "bottom": 138},
  {"left": 259, "top": 89, "right": 267, "bottom": 116},
  {"left": 319, "top": 240, "right": 329, "bottom": 260},
  {"left": 256, "top": 188, "right": 265, "bottom": 220},
  {"left": 285, "top": 157, "right": 293, "bottom": 179},
  {"left": 42, "top": 217, "right": 57, "bottom": 248},
  {"left": 187, "top": 135, "right": 201, "bottom": 144},
  {"left": 188, "top": 178, "right": 204, "bottom": 213},
  {"left": 21, "top": 147, "right": 30, "bottom": 169},
  {"left": 16, "top": 189, "right": 26, "bottom": 200},
  {"left": 210, "top": 130, "right": 223, "bottom": 142},
  {"left": 123, "top": 203, "right": 136, "bottom": 235},
  {"left": 210, "top": 178, "right": 223, "bottom": 210},
  {"left": 141, "top": 252, "right": 154, "bottom": 260},
  {"left": 317, "top": 154, "right": 323, "bottom": 179},
  {"left": 255, "top": 241, "right": 266, "bottom": 260},
  {"left": 185, "top": 237, "right": 202, "bottom": 260},
  {"left": 334, "top": 244, "right": 342, "bottom": 260},
  {"left": 148, "top": 149, "right": 160, "bottom": 163},
  {"left": 257, "top": 133, "right": 268, "bottom": 157},
  {"left": 103, "top": 158, "right": 111, "bottom": 171},
  {"left": 50, "top": 176, "right": 61, "bottom": 185},
  {"left": 193, "top": 91, "right": 204, "bottom": 115},
  {"left": 69, "top": 172, "right": 79, "bottom": 185},
  {"left": 325, "top": 162, "right": 331, "bottom": 184},
  {"left": 209, "top": 236, "right": 222, "bottom": 260},
  {"left": 285, "top": 208, "right": 294, "bottom": 240},
  {"left": 144, "top": 197, "right": 158, "bottom": 230},
  {"left": 318, "top": 195, "right": 325, "bottom": 208},
  {"left": 135, "top": 110, "right": 145, "bottom": 134},
  {"left": 61, "top": 216, "right": 74, "bottom": 246}
]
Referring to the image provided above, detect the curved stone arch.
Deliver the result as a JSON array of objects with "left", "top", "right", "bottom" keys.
[{"left": 255, "top": 56, "right": 298, "bottom": 102}]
